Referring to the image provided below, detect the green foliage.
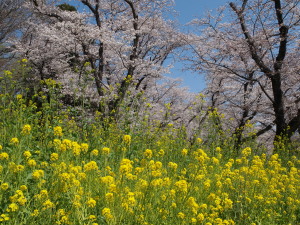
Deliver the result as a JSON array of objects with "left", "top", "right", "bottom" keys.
[
  {"left": 57, "top": 3, "right": 77, "bottom": 12},
  {"left": 0, "top": 66, "right": 300, "bottom": 225}
]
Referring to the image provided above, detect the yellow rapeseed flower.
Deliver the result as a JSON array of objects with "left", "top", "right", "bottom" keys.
[
  {"left": 16, "top": 94, "right": 22, "bottom": 100},
  {"left": 187, "top": 197, "right": 199, "bottom": 214},
  {"left": 109, "top": 184, "right": 117, "bottom": 193},
  {"left": 20, "top": 185, "right": 27, "bottom": 191},
  {"left": 10, "top": 137, "right": 19, "bottom": 146},
  {"left": 158, "top": 149, "right": 165, "bottom": 156},
  {"left": 177, "top": 212, "right": 185, "bottom": 219},
  {"left": 30, "top": 209, "right": 39, "bottom": 217},
  {"left": 0, "top": 152, "right": 9, "bottom": 160},
  {"left": 81, "top": 143, "right": 89, "bottom": 152},
  {"left": 53, "top": 126, "right": 63, "bottom": 137},
  {"left": 91, "top": 149, "right": 99, "bottom": 156},
  {"left": 191, "top": 218, "right": 197, "bottom": 223},
  {"left": 86, "top": 198, "right": 97, "bottom": 208},
  {"left": 27, "top": 159, "right": 37, "bottom": 167},
  {"left": 168, "top": 162, "right": 178, "bottom": 170},
  {"left": 102, "top": 207, "right": 113, "bottom": 220},
  {"left": 204, "top": 179, "right": 211, "bottom": 189},
  {"left": 6, "top": 203, "right": 19, "bottom": 212},
  {"left": 174, "top": 180, "right": 188, "bottom": 193},
  {"left": 0, "top": 214, "right": 9, "bottom": 222},
  {"left": 224, "top": 198, "right": 233, "bottom": 209},
  {"left": 9, "top": 163, "right": 24, "bottom": 173},
  {"left": 105, "top": 193, "right": 114, "bottom": 201},
  {"left": 32, "top": 170, "right": 44, "bottom": 180},
  {"left": 242, "top": 147, "right": 252, "bottom": 157},
  {"left": 50, "top": 153, "right": 59, "bottom": 161},
  {"left": 1, "top": 183, "right": 9, "bottom": 191},
  {"left": 4, "top": 70, "right": 12, "bottom": 76},
  {"left": 144, "top": 149, "right": 153, "bottom": 159},
  {"left": 123, "top": 135, "right": 132, "bottom": 144},
  {"left": 182, "top": 148, "right": 188, "bottom": 156},
  {"left": 197, "top": 138, "right": 203, "bottom": 144},
  {"left": 212, "top": 157, "right": 220, "bottom": 165},
  {"left": 102, "top": 147, "right": 111, "bottom": 155},
  {"left": 60, "top": 215, "right": 69, "bottom": 224},
  {"left": 72, "top": 141, "right": 81, "bottom": 156},
  {"left": 39, "top": 190, "right": 48, "bottom": 198},
  {"left": 151, "top": 178, "right": 163, "bottom": 187},
  {"left": 72, "top": 199, "right": 81, "bottom": 208},
  {"left": 84, "top": 161, "right": 98, "bottom": 172},
  {"left": 197, "top": 213, "right": 205, "bottom": 222},
  {"left": 43, "top": 199, "right": 55, "bottom": 209},
  {"left": 21, "top": 124, "right": 31, "bottom": 135},
  {"left": 53, "top": 139, "right": 61, "bottom": 150},
  {"left": 59, "top": 173, "right": 71, "bottom": 181},
  {"left": 88, "top": 215, "right": 97, "bottom": 222},
  {"left": 23, "top": 151, "right": 32, "bottom": 159},
  {"left": 119, "top": 159, "right": 133, "bottom": 174},
  {"left": 17, "top": 196, "right": 27, "bottom": 206}
]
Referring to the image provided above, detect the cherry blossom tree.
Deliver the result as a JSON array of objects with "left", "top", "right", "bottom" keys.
[
  {"left": 14, "top": 0, "right": 187, "bottom": 120},
  {"left": 187, "top": 0, "right": 300, "bottom": 150}
]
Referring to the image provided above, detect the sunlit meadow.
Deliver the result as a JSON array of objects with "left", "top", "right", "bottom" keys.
[{"left": 0, "top": 67, "right": 300, "bottom": 225}]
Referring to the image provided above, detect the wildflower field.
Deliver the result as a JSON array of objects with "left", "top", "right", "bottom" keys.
[{"left": 0, "top": 74, "right": 300, "bottom": 225}]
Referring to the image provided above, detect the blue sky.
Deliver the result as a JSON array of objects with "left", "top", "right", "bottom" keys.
[{"left": 171, "top": 0, "right": 229, "bottom": 92}]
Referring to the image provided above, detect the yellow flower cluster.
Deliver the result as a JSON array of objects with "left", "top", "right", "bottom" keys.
[
  {"left": 84, "top": 161, "right": 98, "bottom": 172},
  {"left": 0, "top": 101, "right": 300, "bottom": 225},
  {"left": 123, "top": 134, "right": 131, "bottom": 144},
  {"left": 1, "top": 183, "right": 9, "bottom": 191},
  {"left": 53, "top": 126, "right": 63, "bottom": 137},
  {"left": 0, "top": 214, "right": 9, "bottom": 222},
  {"left": 32, "top": 170, "right": 44, "bottom": 180},
  {"left": 50, "top": 153, "right": 59, "bottom": 161},
  {"left": 53, "top": 139, "right": 90, "bottom": 157},
  {"left": 23, "top": 150, "right": 32, "bottom": 159},
  {"left": 0, "top": 152, "right": 9, "bottom": 160},
  {"left": 102, "top": 147, "right": 110, "bottom": 155},
  {"left": 21, "top": 124, "right": 31, "bottom": 135},
  {"left": 43, "top": 199, "right": 55, "bottom": 210},
  {"left": 168, "top": 161, "right": 178, "bottom": 170},
  {"left": 9, "top": 162, "right": 24, "bottom": 173},
  {"left": 102, "top": 207, "right": 113, "bottom": 220},
  {"left": 86, "top": 198, "right": 96, "bottom": 208},
  {"left": 144, "top": 149, "right": 153, "bottom": 159},
  {"left": 174, "top": 180, "right": 188, "bottom": 193},
  {"left": 10, "top": 137, "right": 19, "bottom": 146},
  {"left": 119, "top": 158, "right": 133, "bottom": 174}
]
